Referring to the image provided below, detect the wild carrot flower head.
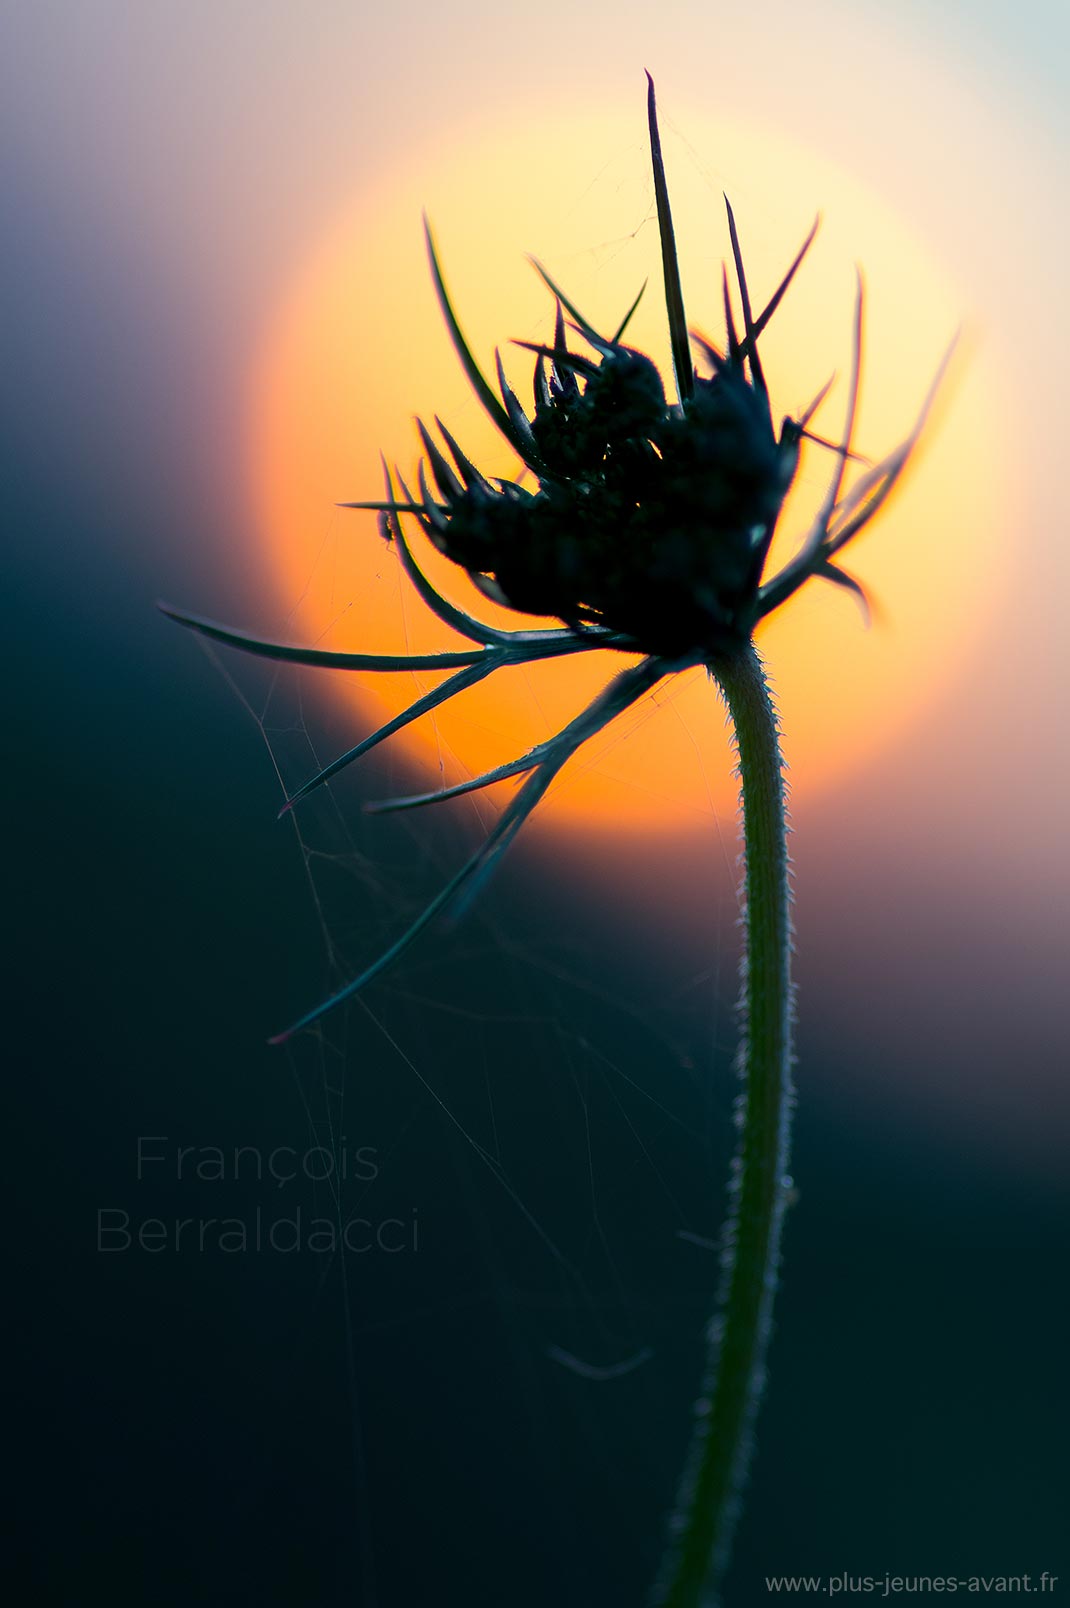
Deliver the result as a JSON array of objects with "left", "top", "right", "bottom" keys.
[
  {"left": 163, "top": 74, "right": 950, "bottom": 1042},
  {"left": 366, "top": 75, "right": 949, "bottom": 663},
  {"left": 408, "top": 302, "right": 796, "bottom": 658}
]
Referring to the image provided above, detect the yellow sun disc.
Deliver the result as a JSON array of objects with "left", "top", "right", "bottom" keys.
[{"left": 246, "top": 102, "right": 1006, "bottom": 837}]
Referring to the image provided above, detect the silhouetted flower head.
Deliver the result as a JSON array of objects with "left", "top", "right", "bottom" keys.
[
  {"left": 163, "top": 75, "right": 950, "bottom": 1042},
  {"left": 414, "top": 319, "right": 802, "bottom": 657}
]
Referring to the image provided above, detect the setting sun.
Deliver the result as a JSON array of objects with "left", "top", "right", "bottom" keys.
[{"left": 247, "top": 98, "right": 1005, "bottom": 835}]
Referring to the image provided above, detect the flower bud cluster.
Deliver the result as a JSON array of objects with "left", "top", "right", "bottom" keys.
[{"left": 413, "top": 313, "right": 800, "bottom": 657}]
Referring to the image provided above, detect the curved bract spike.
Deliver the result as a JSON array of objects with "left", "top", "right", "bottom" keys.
[
  {"left": 758, "top": 301, "right": 956, "bottom": 622},
  {"left": 721, "top": 263, "right": 742, "bottom": 365},
  {"left": 280, "top": 658, "right": 500, "bottom": 815},
  {"left": 743, "top": 216, "right": 820, "bottom": 355},
  {"left": 797, "top": 373, "right": 836, "bottom": 429},
  {"left": 337, "top": 499, "right": 426, "bottom": 515},
  {"left": 424, "top": 216, "right": 535, "bottom": 467},
  {"left": 415, "top": 460, "right": 450, "bottom": 539},
  {"left": 797, "top": 428, "right": 870, "bottom": 465},
  {"left": 565, "top": 320, "right": 621, "bottom": 359},
  {"left": 513, "top": 341, "right": 600, "bottom": 380},
  {"left": 553, "top": 297, "right": 567, "bottom": 353},
  {"left": 825, "top": 330, "right": 957, "bottom": 556},
  {"left": 364, "top": 736, "right": 559, "bottom": 814},
  {"left": 386, "top": 464, "right": 507, "bottom": 645},
  {"left": 756, "top": 279, "right": 865, "bottom": 617},
  {"left": 818, "top": 273, "right": 865, "bottom": 536},
  {"left": 506, "top": 627, "right": 631, "bottom": 658},
  {"left": 690, "top": 329, "right": 729, "bottom": 374},
  {"left": 814, "top": 557, "right": 871, "bottom": 624},
  {"left": 434, "top": 418, "right": 494, "bottom": 493},
  {"left": 416, "top": 418, "right": 464, "bottom": 502},
  {"left": 611, "top": 280, "right": 647, "bottom": 344},
  {"left": 158, "top": 603, "right": 487, "bottom": 672},
  {"left": 529, "top": 258, "right": 609, "bottom": 351},
  {"left": 268, "top": 655, "right": 670, "bottom": 1043},
  {"left": 494, "top": 349, "right": 541, "bottom": 460},
  {"left": 826, "top": 453, "right": 905, "bottom": 544},
  {"left": 551, "top": 301, "right": 581, "bottom": 402},
  {"left": 724, "top": 195, "right": 767, "bottom": 401},
  {"left": 825, "top": 450, "right": 911, "bottom": 552},
  {"left": 646, "top": 72, "right": 693, "bottom": 405},
  {"left": 267, "top": 817, "right": 518, "bottom": 1043},
  {"left": 534, "top": 351, "right": 552, "bottom": 411}
]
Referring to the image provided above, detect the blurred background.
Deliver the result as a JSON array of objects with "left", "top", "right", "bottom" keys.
[{"left": 4, "top": 2, "right": 1067, "bottom": 1603}]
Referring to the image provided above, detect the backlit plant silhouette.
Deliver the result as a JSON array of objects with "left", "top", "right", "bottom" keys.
[{"left": 165, "top": 75, "right": 950, "bottom": 1608}]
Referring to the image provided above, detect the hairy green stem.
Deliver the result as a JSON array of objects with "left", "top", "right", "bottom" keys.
[{"left": 655, "top": 639, "right": 794, "bottom": 1608}]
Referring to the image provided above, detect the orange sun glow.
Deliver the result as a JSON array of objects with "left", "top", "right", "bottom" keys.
[{"left": 246, "top": 102, "right": 1005, "bottom": 837}]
